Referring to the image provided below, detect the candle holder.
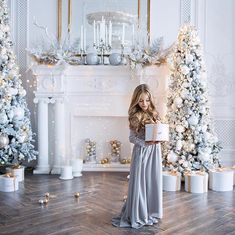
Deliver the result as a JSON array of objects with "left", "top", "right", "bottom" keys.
[
  {"left": 93, "top": 39, "right": 111, "bottom": 64},
  {"left": 80, "top": 49, "right": 86, "bottom": 64},
  {"left": 120, "top": 44, "right": 127, "bottom": 65}
]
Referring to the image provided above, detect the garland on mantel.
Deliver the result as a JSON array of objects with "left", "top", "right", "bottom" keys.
[{"left": 28, "top": 38, "right": 173, "bottom": 69}]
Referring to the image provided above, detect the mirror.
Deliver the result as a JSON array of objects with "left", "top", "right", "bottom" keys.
[{"left": 57, "top": 0, "right": 150, "bottom": 54}]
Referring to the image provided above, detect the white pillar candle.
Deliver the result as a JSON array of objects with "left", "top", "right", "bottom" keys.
[
  {"left": 122, "top": 23, "right": 125, "bottom": 44},
  {"left": 109, "top": 21, "right": 112, "bottom": 46},
  {"left": 80, "top": 25, "right": 84, "bottom": 51},
  {"left": 83, "top": 27, "right": 86, "bottom": 51},
  {"left": 100, "top": 16, "right": 105, "bottom": 42},
  {"left": 132, "top": 23, "right": 135, "bottom": 46},
  {"left": 105, "top": 24, "right": 108, "bottom": 45},
  {"left": 93, "top": 20, "right": 96, "bottom": 45}
]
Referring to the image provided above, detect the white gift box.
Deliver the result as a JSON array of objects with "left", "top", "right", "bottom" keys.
[
  {"left": 163, "top": 171, "right": 181, "bottom": 191},
  {"left": 231, "top": 166, "right": 235, "bottom": 185},
  {"left": 0, "top": 174, "right": 19, "bottom": 192},
  {"left": 145, "top": 123, "right": 169, "bottom": 141},
  {"left": 209, "top": 168, "right": 233, "bottom": 191},
  {"left": 72, "top": 159, "right": 83, "bottom": 177},
  {"left": 6, "top": 166, "right": 24, "bottom": 182},
  {"left": 60, "top": 166, "right": 73, "bottom": 180},
  {"left": 184, "top": 171, "right": 208, "bottom": 193}
]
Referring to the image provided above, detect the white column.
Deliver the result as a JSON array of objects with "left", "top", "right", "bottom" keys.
[
  {"left": 51, "top": 98, "right": 66, "bottom": 174},
  {"left": 34, "top": 98, "right": 50, "bottom": 174}
]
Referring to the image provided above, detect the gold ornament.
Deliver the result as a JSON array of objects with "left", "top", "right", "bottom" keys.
[
  {"left": 127, "top": 159, "right": 131, "bottom": 164},
  {"left": 74, "top": 192, "right": 80, "bottom": 198},
  {"left": 44, "top": 192, "right": 50, "bottom": 198},
  {"left": 121, "top": 159, "right": 127, "bottom": 164},
  {"left": 43, "top": 198, "right": 49, "bottom": 204}
]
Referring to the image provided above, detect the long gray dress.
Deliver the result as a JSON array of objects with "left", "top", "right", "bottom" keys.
[{"left": 112, "top": 128, "right": 163, "bottom": 229}]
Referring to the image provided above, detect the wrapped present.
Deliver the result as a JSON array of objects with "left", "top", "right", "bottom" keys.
[
  {"left": 184, "top": 171, "right": 208, "bottom": 193},
  {"left": 0, "top": 174, "right": 19, "bottom": 192},
  {"left": 145, "top": 123, "right": 169, "bottom": 142},
  {"left": 209, "top": 168, "right": 233, "bottom": 191},
  {"left": 6, "top": 165, "right": 24, "bottom": 182},
  {"left": 231, "top": 166, "right": 235, "bottom": 185},
  {"left": 163, "top": 171, "right": 181, "bottom": 191}
]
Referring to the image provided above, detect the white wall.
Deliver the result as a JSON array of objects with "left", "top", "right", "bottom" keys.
[{"left": 8, "top": 0, "right": 235, "bottom": 166}]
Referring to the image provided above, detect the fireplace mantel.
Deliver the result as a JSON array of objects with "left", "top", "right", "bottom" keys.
[{"left": 31, "top": 64, "right": 169, "bottom": 173}]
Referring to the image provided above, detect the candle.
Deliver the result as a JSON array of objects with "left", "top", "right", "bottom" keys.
[
  {"left": 105, "top": 24, "right": 108, "bottom": 45},
  {"left": 96, "top": 23, "right": 99, "bottom": 45},
  {"left": 100, "top": 16, "right": 105, "bottom": 42},
  {"left": 108, "top": 21, "right": 112, "bottom": 46},
  {"left": 83, "top": 27, "right": 86, "bottom": 51},
  {"left": 132, "top": 23, "right": 135, "bottom": 46},
  {"left": 93, "top": 20, "right": 96, "bottom": 45},
  {"left": 81, "top": 26, "right": 83, "bottom": 51},
  {"left": 122, "top": 23, "right": 125, "bottom": 45}
]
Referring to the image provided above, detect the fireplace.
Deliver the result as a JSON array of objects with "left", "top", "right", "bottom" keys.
[{"left": 31, "top": 64, "right": 169, "bottom": 173}]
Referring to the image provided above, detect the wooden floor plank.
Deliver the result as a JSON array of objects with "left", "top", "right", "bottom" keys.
[{"left": 0, "top": 172, "right": 234, "bottom": 235}]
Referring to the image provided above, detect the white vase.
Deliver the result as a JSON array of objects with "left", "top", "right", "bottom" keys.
[
  {"left": 59, "top": 166, "right": 73, "bottom": 180},
  {"left": 72, "top": 159, "right": 83, "bottom": 177}
]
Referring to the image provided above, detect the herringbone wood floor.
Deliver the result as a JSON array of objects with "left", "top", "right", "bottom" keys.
[{"left": 0, "top": 172, "right": 234, "bottom": 235}]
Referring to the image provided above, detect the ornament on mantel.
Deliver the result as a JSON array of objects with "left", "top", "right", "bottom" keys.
[
  {"left": 109, "top": 140, "right": 121, "bottom": 162},
  {"left": 84, "top": 138, "right": 96, "bottom": 163}
]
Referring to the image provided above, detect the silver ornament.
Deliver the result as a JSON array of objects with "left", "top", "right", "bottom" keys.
[{"left": 0, "top": 134, "right": 10, "bottom": 148}]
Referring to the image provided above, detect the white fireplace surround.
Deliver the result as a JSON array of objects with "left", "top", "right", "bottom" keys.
[{"left": 31, "top": 64, "right": 169, "bottom": 173}]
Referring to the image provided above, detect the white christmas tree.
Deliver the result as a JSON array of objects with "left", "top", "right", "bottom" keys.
[
  {"left": 0, "top": 0, "right": 37, "bottom": 165},
  {"left": 163, "top": 24, "right": 222, "bottom": 173}
]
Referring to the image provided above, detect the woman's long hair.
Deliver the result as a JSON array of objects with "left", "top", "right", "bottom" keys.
[{"left": 128, "top": 84, "right": 159, "bottom": 131}]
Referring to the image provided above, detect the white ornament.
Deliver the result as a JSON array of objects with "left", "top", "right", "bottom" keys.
[
  {"left": 176, "top": 125, "right": 185, "bottom": 133},
  {"left": 180, "top": 65, "right": 190, "bottom": 75},
  {"left": 0, "top": 112, "right": 8, "bottom": 124},
  {"left": 174, "top": 97, "right": 183, "bottom": 108},
  {"left": 185, "top": 54, "right": 194, "bottom": 63},
  {"left": 8, "top": 88, "right": 18, "bottom": 96},
  {"left": 176, "top": 140, "right": 183, "bottom": 151},
  {"left": 188, "top": 114, "right": 198, "bottom": 126},
  {"left": 13, "top": 107, "right": 25, "bottom": 120},
  {"left": 167, "top": 151, "right": 179, "bottom": 163}
]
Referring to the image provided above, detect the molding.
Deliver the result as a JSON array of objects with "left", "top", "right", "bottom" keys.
[{"left": 180, "top": 0, "right": 191, "bottom": 25}]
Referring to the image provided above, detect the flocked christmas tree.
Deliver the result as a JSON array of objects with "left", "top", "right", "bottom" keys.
[
  {"left": 0, "top": 0, "right": 37, "bottom": 165},
  {"left": 162, "top": 24, "right": 222, "bottom": 173}
]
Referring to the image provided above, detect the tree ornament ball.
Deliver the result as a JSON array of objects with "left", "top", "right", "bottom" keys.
[
  {"left": 38, "top": 199, "right": 44, "bottom": 204},
  {"left": 0, "top": 134, "right": 9, "bottom": 148}
]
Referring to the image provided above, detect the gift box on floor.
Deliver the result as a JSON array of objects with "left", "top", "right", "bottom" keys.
[
  {"left": 231, "top": 166, "right": 235, "bottom": 185},
  {"left": 209, "top": 168, "right": 233, "bottom": 191},
  {"left": 0, "top": 174, "right": 19, "bottom": 192},
  {"left": 184, "top": 171, "right": 208, "bottom": 193},
  {"left": 6, "top": 165, "right": 24, "bottom": 182},
  {"left": 145, "top": 123, "right": 169, "bottom": 141},
  {"left": 163, "top": 171, "right": 181, "bottom": 191}
]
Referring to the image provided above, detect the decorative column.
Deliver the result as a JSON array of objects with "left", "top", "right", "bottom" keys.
[
  {"left": 51, "top": 97, "right": 66, "bottom": 174},
  {"left": 33, "top": 98, "right": 50, "bottom": 174}
]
